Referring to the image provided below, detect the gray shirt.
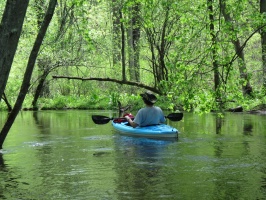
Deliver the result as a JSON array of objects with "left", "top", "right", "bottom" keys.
[{"left": 133, "top": 106, "right": 166, "bottom": 127}]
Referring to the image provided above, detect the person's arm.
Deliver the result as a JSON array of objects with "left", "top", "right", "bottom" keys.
[
  {"left": 158, "top": 107, "right": 166, "bottom": 123},
  {"left": 125, "top": 115, "right": 138, "bottom": 128}
]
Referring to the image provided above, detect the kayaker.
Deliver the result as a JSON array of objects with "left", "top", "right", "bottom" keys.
[{"left": 125, "top": 91, "right": 166, "bottom": 127}]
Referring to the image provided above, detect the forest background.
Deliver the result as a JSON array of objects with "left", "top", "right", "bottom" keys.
[{"left": 0, "top": 0, "right": 266, "bottom": 146}]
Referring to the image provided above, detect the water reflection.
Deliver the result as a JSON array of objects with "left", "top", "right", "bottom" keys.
[
  {"left": 210, "top": 113, "right": 266, "bottom": 200},
  {"left": 0, "top": 153, "right": 4, "bottom": 199},
  {"left": 1, "top": 111, "right": 266, "bottom": 199},
  {"left": 0, "top": 152, "right": 4, "bottom": 167},
  {"left": 0, "top": 153, "right": 8, "bottom": 200},
  {"left": 243, "top": 123, "right": 253, "bottom": 135},
  {"left": 114, "top": 135, "right": 176, "bottom": 199},
  {"left": 0, "top": 152, "right": 23, "bottom": 200},
  {"left": 215, "top": 116, "right": 222, "bottom": 134}
]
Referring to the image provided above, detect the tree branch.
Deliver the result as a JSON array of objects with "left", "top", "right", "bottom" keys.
[{"left": 52, "top": 75, "right": 162, "bottom": 94}]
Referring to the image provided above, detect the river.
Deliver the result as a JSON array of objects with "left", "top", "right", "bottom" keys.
[{"left": 0, "top": 110, "right": 265, "bottom": 199}]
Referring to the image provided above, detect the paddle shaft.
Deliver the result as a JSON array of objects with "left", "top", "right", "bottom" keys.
[{"left": 92, "top": 112, "right": 183, "bottom": 125}]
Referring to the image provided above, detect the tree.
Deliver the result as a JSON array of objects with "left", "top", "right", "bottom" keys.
[
  {"left": 260, "top": 0, "right": 266, "bottom": 92},
  {"left": 0, "top": 0, "right": 30, "bottom": 99},
  {"left": 207, "top": 0, "right": 220, "bottom": 98},
  {"left": 0, "top": 0, "right": 57, "bottom": 149},
  {"left": 2, "top": 0, "right": 265, "bottom": 114},
  {"left": 111, "top": 0, "right": 122, "bottom": 66},
  {"left": 32, "top": 0, "right": 50, "bottom": 110},
  {"left": 111, "top": 0, "right": 141, "bottom": 83},
  {"left": 126, "top": 0, "right": 141, "bottom": 82},
  {"left": 220, "top": 0, "right": 252, "bottom": 96},
  {"left": 143, "top": 0, "right": 180, "bottom": 90},
  {"left": 31, "top": 0, "right": 77, "bottom": 109}
]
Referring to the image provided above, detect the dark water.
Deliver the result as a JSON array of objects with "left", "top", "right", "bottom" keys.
[{"left": 0, "top": 110, "right": 266, "bottom": 199}]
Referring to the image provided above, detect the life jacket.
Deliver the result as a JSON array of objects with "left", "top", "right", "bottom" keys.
[{"left": 113, "top": 113, "right": 134, "bottom": 123}]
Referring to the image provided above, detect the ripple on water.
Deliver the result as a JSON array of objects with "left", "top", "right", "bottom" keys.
[
  {"left": 82, "top": 135, "right": 114, "bottom": 141},
  {"left": 24, "top": 141, "right": 54, "bottom": 147}
]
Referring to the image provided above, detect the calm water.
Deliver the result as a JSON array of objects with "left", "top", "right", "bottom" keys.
[{"left": 0, "top": 110, "right": 266, "bottom": 200}]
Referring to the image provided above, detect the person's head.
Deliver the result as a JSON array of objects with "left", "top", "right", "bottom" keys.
[{"left": 140, "top": 91, "right": 157, "bottom": 106}]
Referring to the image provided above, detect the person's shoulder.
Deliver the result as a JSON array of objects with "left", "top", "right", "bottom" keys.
[
  {"left": 154, "top": 106, "right": 164, "bottom": 113},
  {"left": 154, "top": 106, "right": 162, "bottom": 110},
  {"left": 137, "top": 107, "right": 146, "bottom": 113}
]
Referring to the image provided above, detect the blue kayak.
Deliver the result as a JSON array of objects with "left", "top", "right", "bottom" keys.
[{"left": 112, "top": 121, "right": 178, "bottom": 138}]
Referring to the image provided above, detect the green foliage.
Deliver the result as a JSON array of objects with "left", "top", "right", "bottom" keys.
[
  {"left": 2, "top": 0, "right": 266, "bottom": 114},
  {"left": 0, "top": 102, "right": 7, "bottom": 111}
]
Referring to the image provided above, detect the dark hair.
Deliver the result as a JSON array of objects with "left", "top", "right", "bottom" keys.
[{"left": 143, "top": 98, "right": 154, "bottom": 106}]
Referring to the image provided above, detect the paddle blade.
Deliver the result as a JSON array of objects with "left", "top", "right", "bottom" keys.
[
  {"left": 166, "top": 113, "right": 183, "bottom": 121},
  {"left": 92, "top": 115, "right": 112, "bottom": 124}
]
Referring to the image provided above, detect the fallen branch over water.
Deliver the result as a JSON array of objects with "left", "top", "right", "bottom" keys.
[{"left": 52, "top": 75, "right": 162, "bottom": 94}]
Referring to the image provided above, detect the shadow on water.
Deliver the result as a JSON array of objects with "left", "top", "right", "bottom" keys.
[{"left": 113, "top": 135, "right": 177, "bottom": 199}]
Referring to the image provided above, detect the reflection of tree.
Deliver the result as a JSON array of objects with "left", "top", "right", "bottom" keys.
[
  {"left": 33, "top": 111, "right": 51, "bottom": 131},
  {"left": 0, "top": 153, "right": 6, "bottom": 199},
  {"left": 0, "top": 153, "right": 4, "bottom": 167},
  {"left": 0, "top": 153, "right": 23, "bottom": 199},
  {"left": 212, "top": 114, "right": 242, "bottom": 199},
  {"left": 243, "top": 123, "right": 253, "bottom": 136},
  {"left": 212, "top": 115, "right": 265, "bottom": 199},
  {"left": 31, "top": 111, "right": 89, "bottom": 197},
  {"left": 215, "top": 116, "right": 222, "bottom": 134},
  {"left": 212, "top": 143, "right": 243, "bottom": 199},
  {"left": 32, "top": 111, "right": 56, "bottom": 190},
  {"left": 113, "top": 136, "right": 175, "bottom": 199},
  {"left": 259, "top": 160, "right": 266, "bottom": 195}
]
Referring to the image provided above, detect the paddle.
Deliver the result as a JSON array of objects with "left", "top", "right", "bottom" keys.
[
  {"left": 92, "top": 112, "right": 183, "bottom": 125},
  {"left": 165, "top": 112, "right": 183, "bottom": 121}
]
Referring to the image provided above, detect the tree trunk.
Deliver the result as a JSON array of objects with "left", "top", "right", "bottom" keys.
[
  {"left": 232, "top": 40, "right": 253, "bottom": 95},
  {"left": 32, "top": 72, "right": 49, "bottom": 109},
  {"left": 120, "top": 10, "right": 126, "bottom": 81},
  {"left": 144, "top": 2, "right": 176, "bottom": 89},
  {"left": 0, "top": 0, "right": 30, "bottom": 99},
  {"left": 1, "top": 93, "right": 12, "bottom": 112},
  {"left": 207, "top": 0, "right": 220, "bottom": 93},
  {"left": 260, "top": 0, "right": 266, "bottom": 91},
  {"left": 0, "top": 0, "right": 57, "bottom": 149},
  {"left": 33, "top": 0, "right": 50, "bottom": 103},
  {"left": 220, "top": 0, "right": 252, "bottom": 96},
  {"left": 132, "top": 2, "right": 140, "bottom": 82},
  {"left": 111, "top": 0, "right": 121, "bottom": 66},
  {"left": 127, "top": 2, "right": 140, "bottom": 82},
  {"left": 127, "top": 24, "right": 134, "bottom": 78}
]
